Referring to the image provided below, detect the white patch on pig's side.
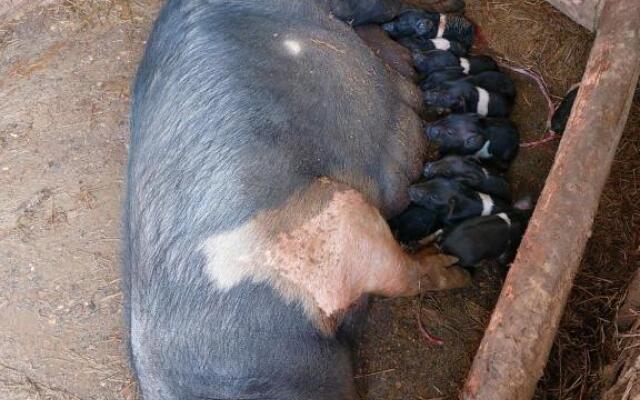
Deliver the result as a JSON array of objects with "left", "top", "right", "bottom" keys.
[
  {"left": 478, "top": 192, "right": 494, "bottom": 216},
  {"left": 283, "top": 39, "right": 302, "bottom": 56},
  {"left": 437, "top": 14, "right": 447, "bottom": 38},
  {"left": 497, "top": 212, "right": 512, "bottom": 226},
  {"left": 475, "top": 140, "right": 492, "bottom": 159},
  {"left": 481, "top": 167, "right": 490, "bottom": 177},
  {"left": 476, "top": 87, "right": 490, "bottom": 116},
  {"left": 200, "top": 184, "right": 417, "bottom": 334},
  {"left": 432, "top": 38, "right": 451, "bottom": 51},
  {"left": 459, "top": 57, "right": 471, "bottom": 74},
  {"left": 201, "top": 222, "right": 264, "bottom": 290}
]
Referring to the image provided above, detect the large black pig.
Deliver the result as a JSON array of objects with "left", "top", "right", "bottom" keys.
[{"left": 123, "top": 0, "right": 469, "bottom": 399}]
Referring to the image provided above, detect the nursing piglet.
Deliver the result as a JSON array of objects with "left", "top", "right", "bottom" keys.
[
  {"left": 422, "top": 155, "right": 511, "bottom": 201},
  {"left": 437, "top": 201, "right": 531, "bottom": 267},
  {"left": 425, "top": 114, "right": 519, "bottom": 169},
  {"left": 409, "top": 178, "right": 510, "bottom": 225}
]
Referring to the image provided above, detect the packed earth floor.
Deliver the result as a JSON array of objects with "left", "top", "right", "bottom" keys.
[{"left": 0, "top": 0, "right": 638, "bottom": 399}]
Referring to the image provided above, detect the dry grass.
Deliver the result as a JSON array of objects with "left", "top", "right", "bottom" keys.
[
  {"left": 464, "top": 1, "right": 640, "bottom": 398},
  {"left": 466, "top": 0, "right": 592, "bottom": 96},
  {"left": 50, "top": 0, "right": 132, "bottom": 27}
]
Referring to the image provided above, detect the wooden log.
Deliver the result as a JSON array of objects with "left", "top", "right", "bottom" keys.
[
  {"left": 543, "top": 0, "right": 604, "bottom": 31},
  {"left": 461, "top": 0, "right": 640, "bottom": 399}
]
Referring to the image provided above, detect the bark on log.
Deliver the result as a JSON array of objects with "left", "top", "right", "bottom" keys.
[
  {"left": 543, "top": 0, "right": 605, "bottom": 31},
  {"left": 461, "top": 1, "right": 640, "bottom": 399}
]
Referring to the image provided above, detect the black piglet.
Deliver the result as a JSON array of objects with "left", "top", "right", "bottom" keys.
[
  {"left": 437, "top": 200, "right": 532, "bottom": 267},
  {"left": 400, "top": 37, "right": 468, "bottom": 57},
  {"left": 425, "top": 114, "right": 519, "bottom": 170},
  {"left": 382, "top": 10, "right": 474, "bottom": 48},
  {"left": 414, "top": 51, "right": 498, "bottom": 76}
]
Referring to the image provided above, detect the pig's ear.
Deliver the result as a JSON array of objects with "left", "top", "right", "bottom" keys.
[{"left": 513, "top": 195, "right": 532, "bottom": 210}]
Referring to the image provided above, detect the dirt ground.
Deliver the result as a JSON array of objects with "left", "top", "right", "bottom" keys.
[{"left": 0, "top": 1, "right": 637, "bottom": 399}]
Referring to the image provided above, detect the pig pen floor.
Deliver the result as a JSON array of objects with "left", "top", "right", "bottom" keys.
[{"left": 0, "top": 1, "right": 637, "bottom": 399}]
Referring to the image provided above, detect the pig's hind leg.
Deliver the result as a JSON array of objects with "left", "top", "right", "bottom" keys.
[
  {"left": 335, "top": 184, "right": 471, "bottom": 298},
  {"left": 265, "top": 180, "right": 470, "bottom": 333},
  {"left": 274, "top": 181, "right": 471, "bottom": 320}
]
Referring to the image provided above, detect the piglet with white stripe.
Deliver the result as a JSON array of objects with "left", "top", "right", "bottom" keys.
[
  {"left": 419, "top": 63, "right": 508, "bottom": 92},
  {"left": 388, "top": 204, "right": 439, "bottom": 244},
  {"left": 413, "top": 50, "right": 497, "bottom": 76},
  {"left": 382, "top": 9, "right": 474, "bottom": 48},
  {"left": 413, "top": 49, "right": 459, "bottom": 75},
  {"left": 423, "top": 79, "right": 513, "bottom": 117},
  {"left": 408, "top": 178, "right": 510, "bottom": 225},
  {"left": 381, "top": 9, "right": 436, "bottom": 38},
  {"left": 399, "top": 37, "right": 468, "bottom": 57},
  {"left": 422, "top": 155, "right": 511, "bottom": 201},
  {"left": 459, "top": 55, "right": 498, "bottom": 75},
  {"left": 425, "top": 114, "right": 519, "bottom": 169},
  {"left": 420, "top": 67, "right": 466, "bottom": 91},
  {"left": 436, "top": 199, "right": 532, "bottom": 267},
  {"left": 416, "top": 12, "right": 474, "bottom": 48},
  {"left": 463, "top": 71, "right": 516, "bottom": 102}
]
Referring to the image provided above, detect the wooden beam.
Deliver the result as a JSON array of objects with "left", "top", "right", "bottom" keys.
[
  {"left": 461, "top": 0, "right": 640, "bottom": 399},
  {"left": 544, "top": 0, "right": 604, "bottom": 31}
]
